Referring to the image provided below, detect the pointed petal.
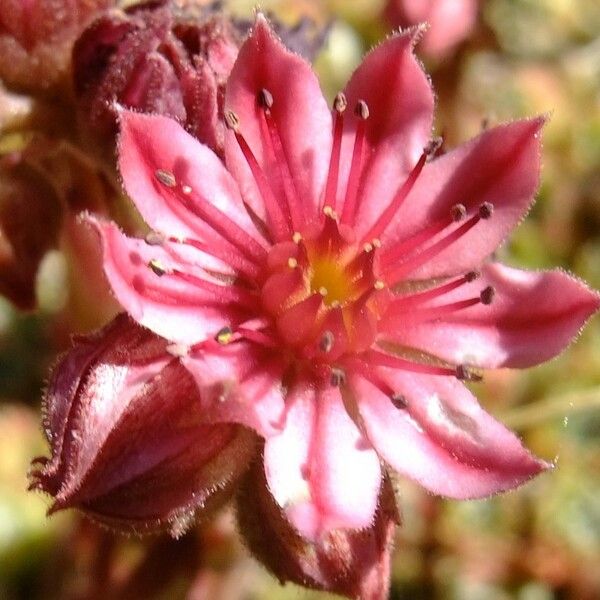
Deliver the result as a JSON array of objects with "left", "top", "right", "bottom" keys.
[
  {"left": 383, "top": 118, "right": 544, "bottom": 276},
  {"left": 117, "top": 109, "right": 264, "bottom": 254},
  {"left": 355, "top": 371, "right": 549, "bottom": 499},
  {"left": 224, "top": 14, "right": 332, "bottom": 223},
  {"left": 386, "top": 263, "right": 600, "bottom": 368},
  {"left": 182, "top": 341, "right": 286, "bottom": 438},
  {"left": 90, "top": 219, "right": 249, "bottom": 345},
  {"left": 341, "top": 28, "right": 434, "bottom": 229},
  {"left": 264, "top": 384, "right": 381, "bottom": 539}
]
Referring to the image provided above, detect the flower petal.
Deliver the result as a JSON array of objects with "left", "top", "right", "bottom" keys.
[
  {"left": 91, "top": 218, "right": 250, "bottom": 345},
  {"left": 182, "top": 341, "right": 287, "bottom": 438},
  {"left": 382, "top": 118, "right": 544, "bottom": 277},
  {"left": 224, "top": 14, "right": 332, "bottom": 225},
  {"left": 264, "top": 384, "right": 381, "bottom": 539},
  {"left": 341, "top": 28, "right": 434, "bottom": 230},
  {"left": 384, "top": 262, "right": 600, "bottom": 368},
  {"left": 355, "top": 371, "right": 549, "bottom": 499},
  {"left": 117, "top": 109, "right": 265, "bottom": 257}
]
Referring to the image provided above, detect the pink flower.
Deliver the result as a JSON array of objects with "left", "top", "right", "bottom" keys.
[
  {"left": 90, "top": 16, "right": 599, "bottom": 541},
  {"left": 384, "top": 0, "right": 478, "bottom": 59}
]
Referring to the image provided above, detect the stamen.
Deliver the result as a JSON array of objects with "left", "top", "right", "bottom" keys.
[
  {"left": 170, "top": 269, "right": 257, "bottom": 307},
  {"left": 258, "top": 88, "right": 274, "bottom": 109},
  {"left": 383, "top": 204, "right": 495, "bottom": 285},
  {"left": 258, "top": 89, "right": 304, "bottom": 228},
  {"left": 287, "top": 257, "right": 298, "bottom": 269},
  {"left": 227, "top": 110, "right": 290, "bottom": 241},
  {"left": 321, "top": 92, "right": 347, "bottom": 213},
  {"left": 380, "top": 204, "right": 466, "bottom": 271},
  {"left": 391, "top": 393, "right": 408, "bottom": 409},
  {"left": 330, "top": 367, "right": 346, "bottom": 387},
  {"left": 224, "top": 110, "right": 240, "bottom": 132},
  {"left": 148, "top": 259, "right": 168, "bottom": 277},
  {"left": 215, "top": 326, "right": 233, "bottom": 345},
  {"left": 292, "top": 232, "right": 303, "bottom": 244},
  {"left": 155, "top": 169, "right": 176, "bottom": 188},
  {"left": 479, "top": 202, "right": 494, "bottom": 219},
  {"left": 455, "top": 364, "right": 483, "bottom": 382},
  {"left": 365, "top": 350, "right": 458, "bottom": 377},
  {"left": 166, "top": 236, "right": 260, "bottom": 280},
  {"left": 319, "top": 330, "right": 335, "bottom": 353},
  {"left": 479, "top": 285, "right": 495, "bottom": 305},
  {"left": 423, "top": 137, "right": 443, "bottom": 159},
  {"left": 145, "top": 231, "right": 165, "bottom": 246},
  {"left": 163, "top": 180, "right": 267, "bottom": 264},
  {"left": 340, "top": 100, "right": 370, "bottom": 225},
  {"left": 385, "top": 295, "right": 483, "bottom": 326},
  {"left": 391, "top": 272, "right": 479, "bottom": 308},
  {"left": 361, "top": 142, "right": 435, "bottom": 242},
  {"left": 451, "top": 203, "right": 467, "bottom": 221}
]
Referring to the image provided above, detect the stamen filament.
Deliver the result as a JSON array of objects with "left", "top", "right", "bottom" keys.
[
  {"left": 170, "top": 269, "right": 257, "bottom": 308},
  {"left": 166, "top": 236, "right": 260, "bottom": 281},
  {"left": 385, "top": 295, "right": 481, "bottom": 325},
  {"left": 361, "top": 151, "right": 428, "bottom": 243},
  {"left": 384, "top": 206, "right": 491, "bottom": 285},
  {"left": 390, "top": 272, "right": 478, "bottom": 308},
  {"left": 362, "top": 350, "right": 457, "bottom": 377},
  {"left": 340, "top": 100, "right": 369, "bottom": 225},
  {"left": 260, "top": 91, "right": 304, "bottom": 229},
  {"left": 226, "top": 111, "right": 290, "bottom": 241},
  {"left": 322, "top": 92, "right": 346, "bottom": 214},
  {"left": 380, "top": 204, "right": 466, "bottom": 270}
]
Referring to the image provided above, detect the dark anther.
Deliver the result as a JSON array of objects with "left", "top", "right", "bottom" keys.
[
  {"left": 319, "top": 330, "right": 335, "bottom": 353},
  {"left": 224, "top": 110, "right": 240, "bottom": 132},
  {"left": 334, "top": 92, "right": 347, "bottom": 113},
  {"left": 391, "top": 393, "right": 408, "bottom": 409},
  {"left": 465, "top": 270, "right": 480, "bottom": 282},
  {"left": 424, "top": 136, "right": 443, "bottom": 158},
  {"left": 259, "top": 88, "right": 274, "bottom": 110},
  {"left": 479, "top": 286, "right": 495, "bottom": 305},
  {"left": 215, "top": 326, "right": 233, "bottom": 345},
  {"left": 145, "top": 231, "right": 165, "bottom": 246},
  {"left": 148, "top": 259, "right": 167, "bottom": 277},
  {"left": 455, "top": 364, "right": 483, "bottom": 382},
  {"left": 330, "top": 367, "right": 346, "bottom": 387},
  {"left": 451, "top": 203, "right": 467, "bottom": 222},
  {"left": 355, "top": 99, "right": 369, "bottom": 120},
  {"left": 478, "top": 202, "right": 494, "bottom": 219},
  {"left": 155, "top": 169, "right": 176, "bottom": 187}
]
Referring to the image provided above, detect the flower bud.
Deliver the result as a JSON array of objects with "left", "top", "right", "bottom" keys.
[
  {"left": 236, "top": 456, "right": 399, "bottom": 600},
  {"left": 72, "top": 1, "right": 243, "bottom": 157},
  {"left": 0, "top": 0, "right": 115, "bottom": 93},
  {"left": 29, "top": 314, "right": 257, "bottom": 536}
]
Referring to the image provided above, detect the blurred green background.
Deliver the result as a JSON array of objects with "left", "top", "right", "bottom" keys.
[{"left": 1, "top": 0, "right": 600, "bottom": 598}]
